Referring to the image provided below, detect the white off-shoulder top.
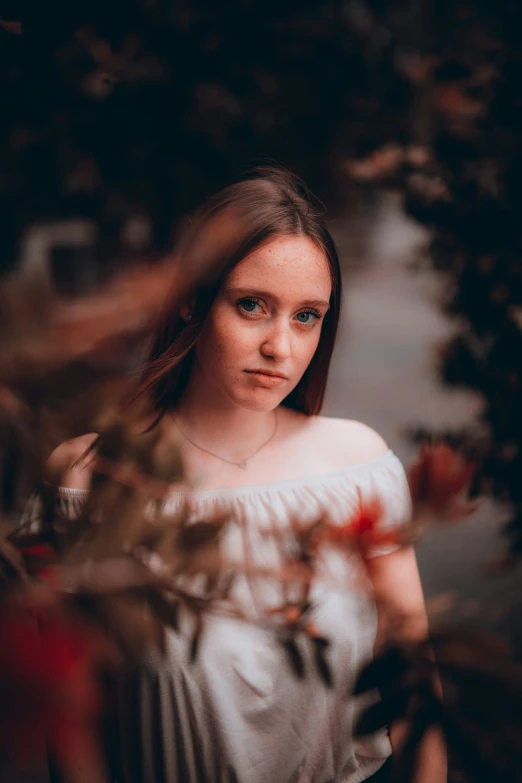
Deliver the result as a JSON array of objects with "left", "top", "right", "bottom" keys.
[{"left": 24, "top": 450, "right": 412, "bottom": 783}]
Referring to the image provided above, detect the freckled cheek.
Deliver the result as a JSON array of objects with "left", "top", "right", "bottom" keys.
[{"left": 204, "top": 316, "right": 254, "bottom": 371}]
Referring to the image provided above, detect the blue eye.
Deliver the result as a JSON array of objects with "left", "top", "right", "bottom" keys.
[
  {"left": 296, "top": 310, "right": 321, "bottom": 324},
  {"left": 237, "top": 298, "right": 322, "bottom": 325},
  {"left": 238, "top": 297, "right": 261, "bottom": 314}
]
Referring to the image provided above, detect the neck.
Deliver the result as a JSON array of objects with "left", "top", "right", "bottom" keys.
[{"left": 173, "top": 359, "right": 277, "bottom": 461}]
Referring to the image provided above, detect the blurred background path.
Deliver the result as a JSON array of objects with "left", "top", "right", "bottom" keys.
[{"left": 324, "top": 193, "right": 522, "bottom": 651}]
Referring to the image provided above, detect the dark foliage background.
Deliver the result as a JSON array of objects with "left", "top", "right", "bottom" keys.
[
  {"left": 0, "top": 0, "right": 411, "bottom": 279},
  {"left": 2, "top": 0, "right": 522, "bottom": 552},
  {"left": 388, "top": 0, "right": 522, "bottom": 559}
]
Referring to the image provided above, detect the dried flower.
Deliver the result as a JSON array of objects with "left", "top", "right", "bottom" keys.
[
  {"left": 343, "top": 144, "right": 405, "bottom": 182},
  {"left": 407, "top": 442, "right": 479, "bottom": 522},
  {"left": 435, "top": 84, "right": 485, "bottom": 119}
]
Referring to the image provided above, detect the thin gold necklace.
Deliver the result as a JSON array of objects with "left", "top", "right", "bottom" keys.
[{"left": 172, "top": 409, "right": 278, "bottom": 469}]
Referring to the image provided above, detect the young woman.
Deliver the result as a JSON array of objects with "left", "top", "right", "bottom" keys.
[{"left": 44, "top": 167, "right": 444, "bottom": 783}]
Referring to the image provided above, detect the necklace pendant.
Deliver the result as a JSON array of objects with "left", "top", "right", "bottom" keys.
[{"left": 239, "top": 461, "right": 247, "bottom": 469}]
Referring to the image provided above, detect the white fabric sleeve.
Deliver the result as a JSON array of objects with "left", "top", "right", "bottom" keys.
[{"left": 355, "top": 453, "right": 413, "bottom": 558}]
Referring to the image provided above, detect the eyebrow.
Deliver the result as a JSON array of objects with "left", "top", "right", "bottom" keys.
[{"left": 227, "top": 287, "right": 330, "bottom": 309}]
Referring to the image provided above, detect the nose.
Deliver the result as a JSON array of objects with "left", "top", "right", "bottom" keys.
[{"left": 260, "top": 317, "right": 292, "bottom": 362}]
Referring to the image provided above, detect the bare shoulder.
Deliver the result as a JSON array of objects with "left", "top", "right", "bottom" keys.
[
  {"left": 311, "top": 416, "right": 389, "bottom": 467},
  {"left": 45, "top": 412, "right": 163, "bottom": 489},
  {"left": 46, "top": 432, "right": 98, "bottom": 489},
  {"left": 276, "top": 408, "right": 389, "bottom": 471}
]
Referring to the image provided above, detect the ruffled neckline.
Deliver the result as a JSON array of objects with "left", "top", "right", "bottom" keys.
[{"left": 54, "top": 449, "right": 396, "bottom": 500}]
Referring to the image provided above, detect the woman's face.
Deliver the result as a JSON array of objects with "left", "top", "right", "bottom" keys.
[{"left": 193, "top": 234, "right": 333, "bottom": 412}]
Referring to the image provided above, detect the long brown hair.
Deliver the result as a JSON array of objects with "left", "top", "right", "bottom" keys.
[{"left": 134, "top": 166, "right": 342, "bottom": 417}]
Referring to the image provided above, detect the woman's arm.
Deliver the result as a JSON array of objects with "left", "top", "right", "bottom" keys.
[{"left": 365, "top": 546, "right": 447, "bottom": 783}]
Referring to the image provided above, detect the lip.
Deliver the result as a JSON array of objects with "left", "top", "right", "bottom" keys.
[
  {"left": 245, "top": 369, "right": 288, "bottom": 379},
  {"left": 245, "top": 370, "right": 288, "bottom": 388}
]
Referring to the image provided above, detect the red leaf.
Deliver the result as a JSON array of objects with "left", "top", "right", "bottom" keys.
[
  {"left": 0, "top": 20, "right": 22, "bottom": 35},
  {"left": 407, "top": 442, "right": 478, "bottom": 521}
]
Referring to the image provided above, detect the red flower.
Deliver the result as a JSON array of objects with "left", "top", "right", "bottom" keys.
[
  {"left": 0, "top": 599, "right": 104, "bottom": 765},
  {"left": 18, "top": 542, "right": 58, "bottom": 581},
  {"left": 352, "top": 497, "right": 385, "bottom": 538},
  {"left": 408, "top": 442, "right": 479, "bottom": 521},
  {"left": 321, "top": 493, "right": 401, "bottom": 557}
]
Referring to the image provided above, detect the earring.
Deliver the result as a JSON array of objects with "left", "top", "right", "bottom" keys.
[{"left": 181, "top": 305, "right": 192, "bottom": 323}]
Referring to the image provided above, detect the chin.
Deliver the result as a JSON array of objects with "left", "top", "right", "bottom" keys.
[{"left": 230, "top": 390, "right": 285, "bottom": 413}]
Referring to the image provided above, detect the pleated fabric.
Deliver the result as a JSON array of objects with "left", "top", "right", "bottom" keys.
[{"left": 23, "top": 451, "right": 412, "bottom": 783}]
